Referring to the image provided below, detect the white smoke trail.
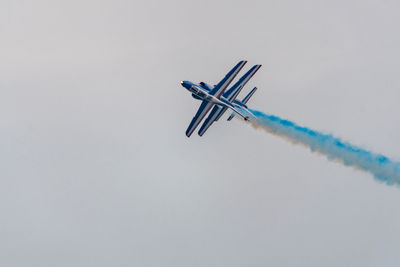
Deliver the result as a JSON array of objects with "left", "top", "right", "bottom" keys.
[{"left": 247, "top": 109, "right": 400, "bottom": 185}]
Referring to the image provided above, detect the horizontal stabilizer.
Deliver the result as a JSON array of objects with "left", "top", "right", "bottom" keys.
[
  {"left": 242, "top": 86, "right": 257, "bottom": 104},
  {"left": 227, "top": 87, "right": 257, "bottom": 121}
]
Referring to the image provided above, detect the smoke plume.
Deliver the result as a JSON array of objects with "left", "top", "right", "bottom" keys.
[{"left": 248, "top": 109, "right": 400, "bottom": 185}]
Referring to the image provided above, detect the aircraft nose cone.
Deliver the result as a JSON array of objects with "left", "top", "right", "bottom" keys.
[{"left": 181, "top": 80, "right": 190, "bottom": 89}]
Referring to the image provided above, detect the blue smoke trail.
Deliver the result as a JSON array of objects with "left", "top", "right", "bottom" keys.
[{"left": 248, "top": 109, "right": 400, "bottom": 185}]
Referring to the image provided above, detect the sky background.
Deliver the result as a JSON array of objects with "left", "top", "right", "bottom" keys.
[{"left": 1, "top": 0, "right": 400, "bottom": 266}]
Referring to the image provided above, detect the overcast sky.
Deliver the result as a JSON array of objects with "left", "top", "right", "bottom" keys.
[{"left": 1, "top": 0, "right": 400, "bottom": 266}]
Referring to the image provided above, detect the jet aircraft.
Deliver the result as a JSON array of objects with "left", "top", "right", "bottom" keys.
[{"left": 181, "top": 60, "right": 261, "bottom": 137}]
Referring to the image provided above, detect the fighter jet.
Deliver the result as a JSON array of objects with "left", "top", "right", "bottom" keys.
[{"left": 181, "top": 60, "right": 261, "bottom": 137}]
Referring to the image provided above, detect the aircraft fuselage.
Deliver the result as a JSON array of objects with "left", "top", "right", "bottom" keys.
[{"left": 181, "top": 80, "right": 230, "bottom": 107}]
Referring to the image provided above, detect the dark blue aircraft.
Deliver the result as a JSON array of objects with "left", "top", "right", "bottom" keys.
[{"left": 181, "top": 60, "right": 261, "bottom": 137}]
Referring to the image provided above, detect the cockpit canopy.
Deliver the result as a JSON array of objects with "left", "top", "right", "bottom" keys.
[{"left": 199, "top": 81, "right": 212, "bottom": 91}]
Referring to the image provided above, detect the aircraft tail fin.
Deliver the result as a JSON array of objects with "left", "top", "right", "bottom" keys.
[{"left": 227, "top": 87, "right": 257, "bottom": 121}]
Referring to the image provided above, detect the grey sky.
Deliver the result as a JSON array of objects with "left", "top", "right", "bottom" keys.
[{"left": 1, "top": 0, "right": 400, "bottom": 266}]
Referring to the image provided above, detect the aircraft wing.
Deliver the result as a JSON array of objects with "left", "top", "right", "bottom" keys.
[
  {"left": 209, "top": 60, "right": 247, "bottom": 98},
  {"left": 185, "top": 101, "right": 214, "bottom": 137},
  {"left": 198, "top": 105, "right": 224, "bottom": 136},
  {"left": 198, "top": 104, "right": 249, "bottom": 136},
  {"left": 223, "top": 64, "right": 261, "bottom": 101}
]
